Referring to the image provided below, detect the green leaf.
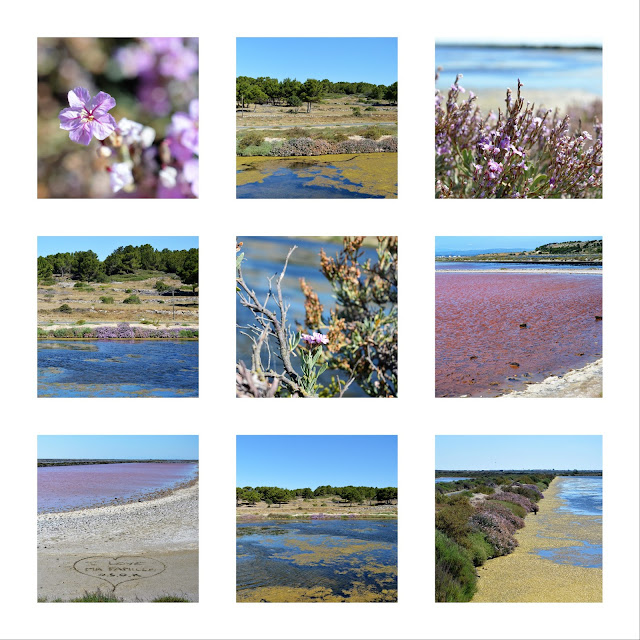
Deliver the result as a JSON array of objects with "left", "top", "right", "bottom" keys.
[
  {"left": 531, "top": 174, "right": 548, "bottom": 189},
  {"left": 236, "top": 252, "right": 245, "bottom": 269}
]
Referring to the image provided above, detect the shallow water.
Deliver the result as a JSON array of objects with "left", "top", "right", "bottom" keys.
[
  {"left": 38, "top": 462, "right": 198, "bottom": 513},
  {"left": 533, "top": 476, "right": 602, "bottom": 568},
  {"left": 236, "top": 519, "right": 397, "bottom": 602},
  {"left": 236, "top": 153, "right": 397, "bottom": 199},
  {"left": 435, "top": 261, "right": 602, "bottom": 271},
  {"left": 38, "top": 340, "right": 198, "bottom": 397},
  {"left": 435, "top": 273, "right": 602, "bottom": 397},
  {"left": 435, "top": 476, "right": 473, "bottom": 483},
  {"left": 435, "top": 45, "right": 602, "bottom": 94}
]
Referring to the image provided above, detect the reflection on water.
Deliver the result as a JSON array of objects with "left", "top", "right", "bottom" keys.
[
  {"left": 435, "top": 273, "right": 602, "bottom": 397},
  {"left": 237, "top": 237, "right": 380, "bottom": 398},
  {"left": 237, "top": 519, "right": 397, "bottom": 602},
  {"left": 38, "top": 340, "right": 198, "bottom": 397}
]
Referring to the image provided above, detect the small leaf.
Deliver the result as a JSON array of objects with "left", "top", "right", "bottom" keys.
[
  {"left": 531, "top": 174, "right": 548, "bottom": 188},
  {"left": 236, "top": 252, "right": 245, "bottom": 269}
]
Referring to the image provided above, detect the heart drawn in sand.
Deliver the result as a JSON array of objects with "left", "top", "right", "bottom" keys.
[{"left": 73, "top": 556, "right": 166, "bottom": 589}]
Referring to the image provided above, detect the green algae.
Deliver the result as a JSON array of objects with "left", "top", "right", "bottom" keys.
[{"left": 236, "top": 153, "right": 397, "bottom": 198}]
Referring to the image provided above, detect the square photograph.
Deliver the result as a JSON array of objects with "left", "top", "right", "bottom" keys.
[
  {"left": 236, "top": 435, "right": 398, "bottom": 602},
  {"left": 435, "top": 236, "right": 602, "bottom": 398},
  {"left": 434, "top": 38, "right": 602, "bottom": 198},
  {"left": 38, "top": 37, "right": 198, "bottom": 198},
  {"left": 236, "top": 37, "right": 397, "bottom": 198},
  {"left": 236, "top": 236, "right": 397, "bottom": 397},
  {"left": 37, "top": 236, "right": 199, "bottom": 398},
  {"left": 37, "top": 435, "right": 199, "bottom": 602},
  {"left": 435, "top": 435, "right": 602, "bottom": 602}
]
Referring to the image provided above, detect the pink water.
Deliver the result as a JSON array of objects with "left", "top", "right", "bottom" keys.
[
  {"left": 38, "top": 462, "right": 198, "bottom": 513},
  {"left": 435, "top": 274, "right": 602, "bottom": 397}
]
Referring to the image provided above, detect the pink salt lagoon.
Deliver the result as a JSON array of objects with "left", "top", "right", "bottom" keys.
[
  {"left": 37, "top": 462, "right": 198, "bottom": 513},
  {"left": 435, "top": 273, "right": 602, "bottom": 397}
]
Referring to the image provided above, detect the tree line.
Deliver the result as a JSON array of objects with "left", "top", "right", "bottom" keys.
[
  {"left": 37, "top": 245, "right": 198, "bottom": 289},
  {"left": 236, "top": 76, "right": 398, "bottom": 113},
  {"left": 236, "top": 485, "right": 398, "bottom": 507}
]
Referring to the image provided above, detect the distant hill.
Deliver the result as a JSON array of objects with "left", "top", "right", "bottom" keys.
[{"left": 534, "top": 239, "right": 602, "bottom": 254}]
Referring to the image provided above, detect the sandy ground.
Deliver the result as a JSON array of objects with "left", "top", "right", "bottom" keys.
[
  {"left": 237, "top": 95, "right": 398, "bottom": 128},
  {"left": 237, "top": 496, "right": 397, "bottom": 519},
  {"left": 499, "top": 358, "right": 602, "bottom": 398},
  {"left": 38, "top": 483, "right": 198, "bottom": 602},
  {"left": 38, "top": 275, "right": 198, "bottom": 324},
  {"left": 472, "top": 478, "right": 602, "bottom": 602}
]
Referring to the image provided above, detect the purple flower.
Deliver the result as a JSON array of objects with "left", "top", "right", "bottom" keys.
[
  {"left": 302, "top": 332, "right": 329, "bottom": 346},
  {"left": 108, "top": 163, "right": 134, "bottom": 193},
  {"left": 167, "top": 98, "right": 199, "bottom": 161},
  {"left": 59, "top": 88, "right": 116, "bottom": 146},
  {"left": 159, "top": 46, "right": 199, "bottom": 81},
  {"left": 183, "top": 158, "right": 199, "bottom": 197},
  {"left": 114, "top": 45, "right": 155, "bottom": 77}
]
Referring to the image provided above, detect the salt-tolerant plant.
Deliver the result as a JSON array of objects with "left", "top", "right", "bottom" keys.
[
  {"left": 298, "top": 332, "right": 329, "bottom": 395},
  {"left": 435, "top": 72, "right": 602, "bottom": 198}
]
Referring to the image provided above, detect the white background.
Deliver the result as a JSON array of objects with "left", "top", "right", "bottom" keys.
[{"left": 1, "top": 0, "right": 639, "bottom": 638}]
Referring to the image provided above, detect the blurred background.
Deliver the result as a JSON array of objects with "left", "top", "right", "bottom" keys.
[{"left": 37, "top": 37, "right": 198, "bottom": 198}]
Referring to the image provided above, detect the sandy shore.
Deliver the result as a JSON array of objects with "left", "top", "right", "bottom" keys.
[
  {"left": 499, "top": 358, "right": 602, "bottom": 398},
  {"left": 472, "top": 478, "right": 602, "bottom": 602},
  {"left": 38, "top": 483, "right": 198, "bottom": 602}
]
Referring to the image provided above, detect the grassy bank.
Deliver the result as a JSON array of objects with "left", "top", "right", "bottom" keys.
[
  {"left": 38, "top": 588, "right": 190, "bottom": 602},
  {"left": 435, "top": 472, "right": 553, "bottom": 602}
]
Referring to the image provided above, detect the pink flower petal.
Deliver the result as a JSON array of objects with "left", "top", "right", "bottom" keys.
[
  {"left": 69, "top": 123, "right": 92, "bottom": 145},
  {"left": 68, "top": 87, "right": 91, "bottom": 108},
  {"left": 89, "top": 114, "right": 117, "bottom": 140},
  {"left": 88, "top": 91, "right": 116, "bottom": 116},
  {"left": 58, "top": 107, "right": 83, "bottom": 130}
]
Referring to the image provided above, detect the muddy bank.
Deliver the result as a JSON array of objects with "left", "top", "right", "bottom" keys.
[{"left": 472, "top": 478, "right": 602, "bottom": 602}]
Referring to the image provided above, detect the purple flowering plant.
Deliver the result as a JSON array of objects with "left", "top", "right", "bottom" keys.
[
  {"left": 40, "top": 37, "right": 198, "bottom": 198},
  {"left": 435, "top": 71, "right": 602, "bottom": 198}
]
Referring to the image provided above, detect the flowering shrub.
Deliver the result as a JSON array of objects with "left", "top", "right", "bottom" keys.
[
  {"left": 264, "top": 136, "right": 399, "bottom": 157},
  {"left": 488, "top": 491, "right": 538, "bottom": 513},
  {"left": 39, "top": 323, "right": 197, "bottom": 340},
  {"left": 480, "top": 501, "right": 525, "bottom": 530},
  {"left": 469, "top": 510, "right": 519, "bottom": 556},
  {"left": 435, "top": 73, "right": 602, "bottom": 198}
]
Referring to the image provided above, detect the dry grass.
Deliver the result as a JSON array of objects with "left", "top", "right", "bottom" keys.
[
  {"left": 237, "top": 94, "right": 398, "bottom": 128},
  {"left": 37, "top": 275, "right": 198, "bottom": 326}
]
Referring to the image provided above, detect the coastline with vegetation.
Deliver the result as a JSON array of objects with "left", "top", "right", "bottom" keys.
[{"left": 435, "top": 470, "right": 602, "bottom": 602}]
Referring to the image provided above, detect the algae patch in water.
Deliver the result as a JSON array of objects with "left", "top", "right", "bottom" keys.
[
  {"left": 236, "top": 584, "right": 397, "bottom": 603},
  {"left": 236, "top": 153, "right": 397, "bottom": 198},
  {"left": 274, "top": 538, "right": 393, "bottom": 566}
]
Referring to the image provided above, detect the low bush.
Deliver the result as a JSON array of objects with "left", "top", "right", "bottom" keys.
[
  {"left": 489, "top": 491, "right": 538, "bottom": 513},
  {"left": 435, "top": 498, "right": 474, "bottom": 546},
  {"left": 361, "top": 125, "right": 385, "bottom": 140},
  {"left": 467, "top": 531, "right": 494, "bottom": 566},
  {"left": 237, "top": 142, "right": 274, "bottom": 157},
  {"left": 237, "top": 131, "right": 265, "bottom": 149},
  {"left": 435, "top": 530, "right": 476, "bottom": 602},
  {"left": 75, "top": 320, "right": 86, "bottom": 325},
  {"left": 365, "top": 106, "right": 377, "bottom": 111},
  {"left": 486, "top": 499, "right": 526, "bottom": 519},
  {"left": 122, "top": 295, "right": 141, "bottom": 304},
  {"left": 351, "top": 107, "right": 362, "bottom": 117},
  {"left": 57, "top": 304, "right": 72, "bottom": 313},
  {"left": 155, "top": 281, "right": 169, "bottom": 292},
  {"left": 99, "top": 296, "right": 114, "bottom": 304},
  {"left": 125, "top": 288, "right": 133, "bottom": 293},
  {"left": 74, "top": 281, "right": 86, "bottom": 288}
]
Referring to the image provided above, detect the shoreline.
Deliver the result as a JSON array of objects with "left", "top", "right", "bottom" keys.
[
  {"left": 472, "top": 478, "right": 602, "bottom": 602},
  {"left": 38, "top": 481, "right": 199, "bottom": 602},
  {"left": 499, "top": 358, "right": 602, "bottom": 398}
]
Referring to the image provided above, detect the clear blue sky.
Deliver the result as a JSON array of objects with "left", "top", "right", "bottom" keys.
[
  {"left": 436, "top": 436, "right": 602, "bottom": 470},
  {"left": 237, "top": 38, "right": 397, "bottom": 85},
  {"left": 38, "top": 435, "right": 198, "bottom": 460},
  {"left": 237, "top": 436, "right": 397, "bottom": 489},
  {"left": 38, "top": 237, "right": 199, "bottom": 261},
  {"left": 436, "top": 236, "right": 602, "bottom": 252}
]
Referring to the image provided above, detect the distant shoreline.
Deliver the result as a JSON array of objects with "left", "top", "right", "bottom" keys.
[
  {"left": 436, "top": 269, "right": 602, "bottom": 274},
  {"left": 38, "top": 459, "right": 198, "bottom": 467},
  {"left": 436, "top": 43, "right": 601, "bottom": 51}
]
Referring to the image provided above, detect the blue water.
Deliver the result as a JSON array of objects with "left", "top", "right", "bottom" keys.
[
  {"left": 236, "top": 237, "right": 383, "bottom": 398},
  {"left": 435, "top": 45, "right": 602, "bottom": 94},
  {"left": 237, "top": 519, "right": 397, "bottom": 600},
  {"left": 237, "top": 166, "right": 386, "bottom": 199},
  {"left": 38, "top": 340, "right": 198, "bottom": 397},
  {"left": 435, "top": 261, "right": 602, "bottom": 271},
  {"left": 435, "top": 477, "right": 473, "bottom": 483},
  {"left": 537, "top": 541, "right": 601, "bottom": 569},
  {"left": 556, "top": 475, "right": 602, "bottom": 516}
]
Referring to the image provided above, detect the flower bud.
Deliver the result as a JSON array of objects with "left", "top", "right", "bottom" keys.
[{"left": 97, "top": 145, "right": 112, "bottom": 158}]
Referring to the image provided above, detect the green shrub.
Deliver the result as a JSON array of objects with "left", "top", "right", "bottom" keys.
[
  {"left": 467, "top": 531, "right": 494, "bottom": 566},
  {"left": 40, "top": 278, "right": 55, "bottom": 286},
  {"left": 435, "top": 499, "right": 474, "bottom": 546},
  {"left": 74, "top": 281, "right": 86, "bottom": 288},
  {"left": 125, "top": 288, "right": 132, "bottom": 293},
  {"left": 100, "top": 296, "right": 114, "bottom": 304},
  {"left": 155, "top": 281, "right": 169, "bottom": 292},
  {"left": 123, "top": 295, "right": 141, "bottom": 304},
  {"left": 361, "top": 125, "right": 384, "bottom": 140},
  {"left": 238, "top": 131, "right": 265, "bottom": 149},
  {"left": 151, "top": 596, "right": 190, "bottom": 602},
  {"left": 283, "top": 127, "right": 310, "bottom": 139},
  {"left": 75, "top": 320, "right": 86, "bottom": 325},
  {"left": 476, "top": 485, "right": 495, "bottom": 495},
  {"left": 237, "top": 142, "right": 274, "bottom": 156},
  {"left": 351, "top": 107, "right": 362, "bottom": 117},
  {"left": 37, "top": 328, "right": 47, "bottom": 337},
  {"left": 489, "top": 499, "right": 526, "bottom": 519},
  {"left": 365, "top": 106, "right": 377, "bottom": 111},
  {"left": 57, "top": 304, "right": 72, "bottom": 313},
  {"left": 435, "top": 530, "right": 477, "bottom": 602}
]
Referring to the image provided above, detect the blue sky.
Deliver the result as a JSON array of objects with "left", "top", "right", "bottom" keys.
[
  {"left": 435, "top": 236, "right": 602, "bottom": 252},
  {"left": 237, "top": 38, "right": 397, "bottom": 85},
  {"left": 38, "top": 237, "right": 199, "bottom": 261},
  {"left": 38, "top": 435, "right": 198, "bottom": 460},
  {"left": 237, "top": 436, "right": 397, "bottom": 489},
  {"left": 436, "top": 436, "right": 602, "bottom": 470}
]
